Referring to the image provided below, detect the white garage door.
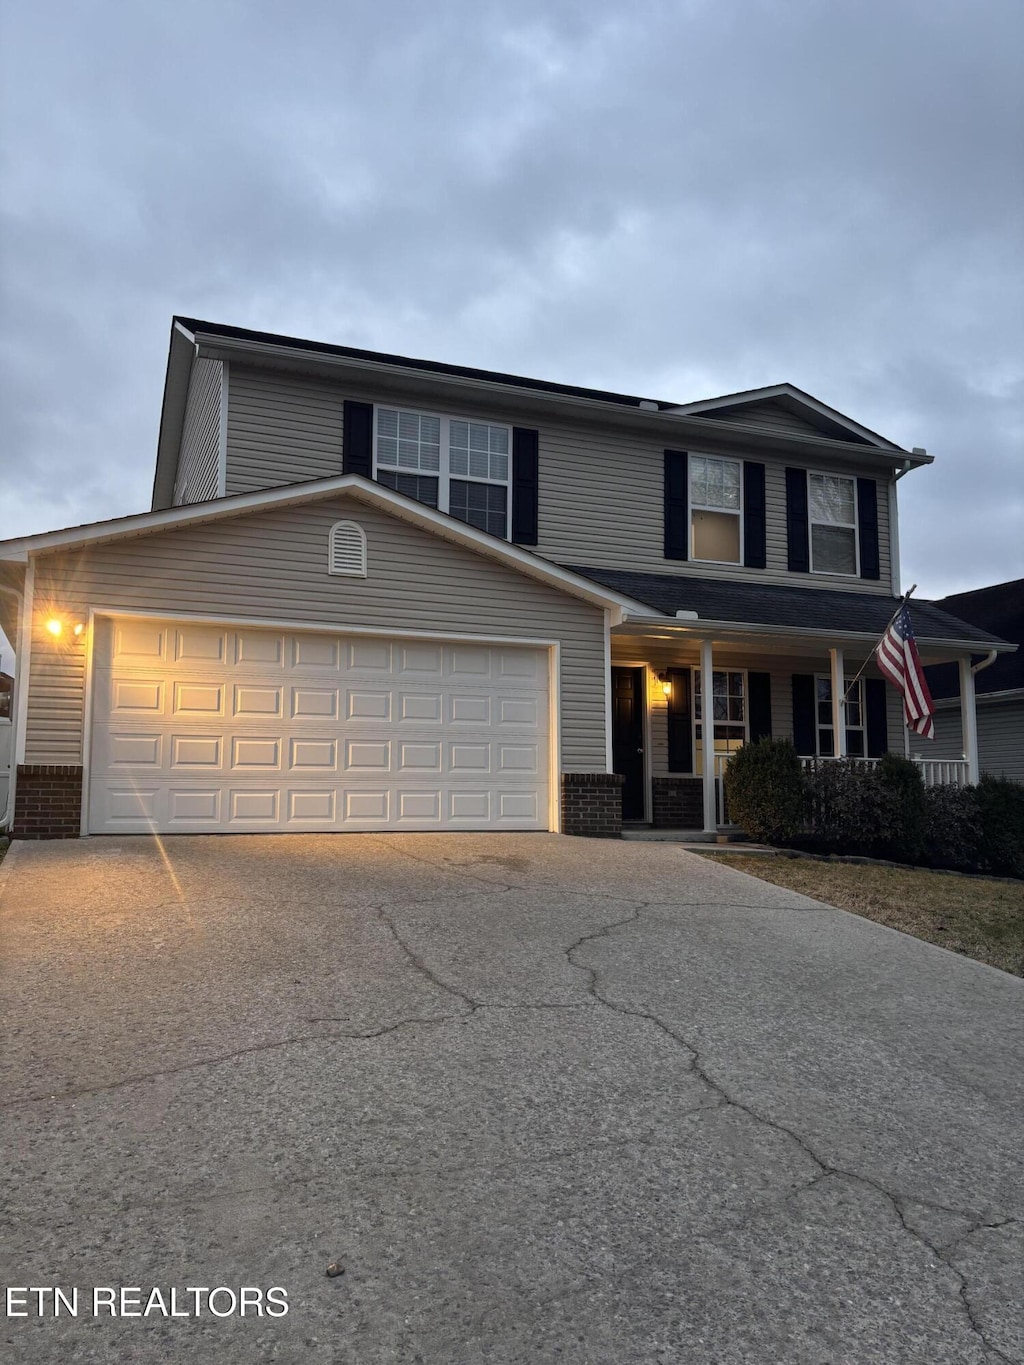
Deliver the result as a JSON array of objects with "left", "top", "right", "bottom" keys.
[{"left": 88, "top": 618, "right": 551, "bottom": 833}]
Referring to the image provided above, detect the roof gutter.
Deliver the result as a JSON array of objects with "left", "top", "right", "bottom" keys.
[
  {"left": 194, "top": 331, "right": 928, "bottom": 470},
  {"left": 615, "top": 612, "right": 1009, "bottom": 655}
]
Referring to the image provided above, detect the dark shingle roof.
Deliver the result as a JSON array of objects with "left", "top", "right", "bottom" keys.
[
  {"left": 567, "top": 566, "right": 1010, "bottom": 650},
  {"left": 925, "top": 579, "right": 1024, "bottom": 697}
]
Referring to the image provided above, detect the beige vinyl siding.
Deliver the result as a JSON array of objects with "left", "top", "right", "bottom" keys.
[
  {"left": 536, "top": 425, "right": 892, "bottom": 593},
  {"left": 930, "top": 697, "right": 1024, "bottom": 782},
  {"left": 696, "top": 401, "right": 832, "bottom": 438},
  {"left": 25, "top": 496, "right": 607, "bottom": 772},
  {"left": 220, "top": 366, "right": 895, "bottom": 593},
  {"left": 226, "top": 365, "right": 344, "bottom": 494},
  {"left": 173, "top": 359, "right": 222, "bottom": 506}
]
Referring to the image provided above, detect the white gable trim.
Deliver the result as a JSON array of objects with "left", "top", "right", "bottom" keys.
[
  {"left": 667, "top": 384, "right": 914, "bottom": 454},
  {"left": 0, "top": 475, "right": 657, "bottom": 622}
]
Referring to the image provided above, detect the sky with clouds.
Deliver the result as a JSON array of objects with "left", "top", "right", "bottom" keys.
[{"left": 1, "top": 0, "right": 1022, "bottom": 605}]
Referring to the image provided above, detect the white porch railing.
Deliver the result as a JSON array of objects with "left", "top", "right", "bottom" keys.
[{"left": 798, "top": 755, "right": 970, "bottom": 787}]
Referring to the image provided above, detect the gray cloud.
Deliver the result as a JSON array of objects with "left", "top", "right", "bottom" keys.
[{"left": 1, "top": 0, "right": 1021, "bottom": 597}]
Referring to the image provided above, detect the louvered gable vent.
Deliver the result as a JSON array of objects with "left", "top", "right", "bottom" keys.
[{"left": 328, "top": 520, "right": 367, "bottom": 577}]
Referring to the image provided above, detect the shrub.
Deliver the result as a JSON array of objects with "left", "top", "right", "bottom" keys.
[
  {"left": 922, "top": 783, "right": 982, "bottom": 872},
  {"left": 875, "top": 752, "right": 927, "bottom": 862},
  {"left": 975, "top": 775, "right": 1024, "bottom": 879},
  {"left": 723, "top": 738, "right": 806, "bottom": 845},
  {"left": 802, "top": 758, "right": 890, "bottom": 856}
]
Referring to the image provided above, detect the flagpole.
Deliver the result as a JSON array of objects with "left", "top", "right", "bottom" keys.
[{"left": 840, "top": 585, "right": 917, "bottom": 705}]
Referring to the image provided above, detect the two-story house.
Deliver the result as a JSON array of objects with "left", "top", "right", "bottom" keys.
[{"left": 0, "top": 318, "right": 1012, "bottom": 839}]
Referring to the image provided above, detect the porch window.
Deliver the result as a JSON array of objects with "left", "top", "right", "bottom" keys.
[
  {"left": 691, "top": 456, "right": 742, "bottom": 564},
  {"left": 815, "top": 675, "right": 865, "bottom": 756},
  {"left": 693, "top": 669, "right": 747, "bottom": 772},
  {"left": 809, "top": 473, "right": 858, "bottom": 575}
]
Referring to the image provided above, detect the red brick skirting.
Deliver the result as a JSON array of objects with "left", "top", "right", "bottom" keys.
[
  {"left": 561, "top": 772, "right": 624, "bottom": 838},
  {"left": 13, "top": 765, "right": 84, "bottom": 839}
]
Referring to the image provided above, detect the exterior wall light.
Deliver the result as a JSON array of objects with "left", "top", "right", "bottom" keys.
[
  {"left": 657, "top": 671, "right": 672, "bottom": 699},
  {"left": 45, "top": 619, "right": 63, "bottom": 637}
]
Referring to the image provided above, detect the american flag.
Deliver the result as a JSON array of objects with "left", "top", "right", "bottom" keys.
[{"left": 875, "top": 604, "right": 935, "bottom": 739}]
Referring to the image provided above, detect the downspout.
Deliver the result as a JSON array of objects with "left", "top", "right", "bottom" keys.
[
  {"left": 0, "top": 580, "right": 24, "bottom": 832},
  {"left": 971, "top": 649, "right": 998, "bottom": 676},
  {"left": 889, "top": 458, "right": 912, "bottom": 598}
]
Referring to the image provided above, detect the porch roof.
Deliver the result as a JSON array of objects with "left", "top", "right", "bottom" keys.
[{"left": 567, "top": 566, "right": 1012, "bottom": 652}]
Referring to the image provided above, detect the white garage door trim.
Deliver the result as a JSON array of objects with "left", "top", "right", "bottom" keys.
[{"left": 82, "top": 608, "right": 562, "bottom": 835}]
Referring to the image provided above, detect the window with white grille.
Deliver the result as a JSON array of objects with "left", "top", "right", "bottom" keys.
[
  {"left": 373, "top": 406, "right": 511, "bottom": 538},
  {"left": 328, "top": 521, "right": 367, "bottom": 577},
  {"left": 809, "top": 473, "right": 858, "bottom": 575},
  {"left": 691, "top": 455, "right": 742, "bottom": 563}
]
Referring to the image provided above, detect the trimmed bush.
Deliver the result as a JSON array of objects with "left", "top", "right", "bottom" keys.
[
  {"left": 975, "top": 775, "right": 1024, "bottom": 879},
  {"left": 724, "top": 738, "right": 805, "bottom": 845},
  {"left": 875, "top": 752, "right": 927, "bottom": 862},
  {"left": 802, "top": 757, "right": 890, "bottom": 856},
  {"left": 922, "top": 783, "right": 983, "bottom": 872}
]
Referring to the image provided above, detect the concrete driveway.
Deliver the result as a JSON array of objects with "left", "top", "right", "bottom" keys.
[{"left": 1, "top": 834, "right": 1021, "bottom": 1365}]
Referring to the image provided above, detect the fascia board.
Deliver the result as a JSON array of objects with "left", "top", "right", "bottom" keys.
[
  {"left": 193, "top": 332, "right": 922, "bottom": 469},
  {"left": 150, "top": 322, "right": 198, "bottom": 511},
  {"left": 0, "top": 475, "right": 648, "bottom": 618},
  {"left": 615, "top": 614, "right": 1011, "bottom": 655}
]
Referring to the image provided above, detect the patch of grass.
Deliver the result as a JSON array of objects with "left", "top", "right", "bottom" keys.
[{"left": 703, "top": 854, "right": 1024, "bottom": 977}]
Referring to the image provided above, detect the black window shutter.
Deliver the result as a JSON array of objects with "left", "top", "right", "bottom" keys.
[
  {"left": 786, "top": 468, "right": 810, "bottom": 573},
  {"left": 865, "top": 678, "right": 888, "bottom": 756},
  {"left": 343, "top": 401, "right": 373, "bottom": 479},
  {"left": 667, "top": 668, "right": 692, "bottom": 772},
  {"left": 857, "top": 477, "right": 880, "bottom": 580},
  {"left": 664, "top": 450, "right": 689, "bottom": 560},
  {"left": 748, "top": 672, "right": 772, "bottom": 742},
  {"left": 792, "top": 674, "right": 816, "bottom": 755},
  {"left": 743, "top": 462, "right": 767, "bottom": 568},
  {"left": 511, "top": 428, "right": 539, "bottom": 545}
]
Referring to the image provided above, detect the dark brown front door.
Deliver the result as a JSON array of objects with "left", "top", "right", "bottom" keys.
[{"left": 612, "top": 667, "right": 646, "bottom": 821}]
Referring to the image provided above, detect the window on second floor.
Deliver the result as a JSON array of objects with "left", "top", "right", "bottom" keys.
[
  {"left": 815, "top": 675, "right": 865, "bottom": 756},
  {"left": 809, "top": 473, "right": 858, "bottom": 576},
  {"left": 690, "top": 456, "right": 742, "bottom": 563},
  {"left": 374, "top": 407, "right": 511, "bottom": 539}
]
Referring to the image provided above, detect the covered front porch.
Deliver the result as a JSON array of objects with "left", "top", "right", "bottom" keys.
[{"left": 609, "top": 619, "right": 984, "bottom": 837}]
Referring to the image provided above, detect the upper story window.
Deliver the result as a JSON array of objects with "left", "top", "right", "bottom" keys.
[
  {"left": 809, "top": 473, "right": 858, "bottom": 575},
  {"left": 374, "top": 406, "right": 511, "bottom": 539},
  {"left": 691, "top": 456, "right": 742, "bottom": 563}
]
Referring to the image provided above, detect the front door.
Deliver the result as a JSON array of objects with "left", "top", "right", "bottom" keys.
[{"left": 611, "top": 667, "right": 646, "bottom": 821}]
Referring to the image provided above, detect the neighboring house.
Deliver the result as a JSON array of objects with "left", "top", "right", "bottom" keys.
[
  {"left": 0, "top": 318, "right": 1013, "bottom": 839},
  {"left": 924, "top": 579, "right": 1024, "bottom": 783}
]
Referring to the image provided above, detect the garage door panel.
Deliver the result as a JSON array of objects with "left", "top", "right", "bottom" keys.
[{"left": 90, "top": 623, "right": 550, "bottom": 833}]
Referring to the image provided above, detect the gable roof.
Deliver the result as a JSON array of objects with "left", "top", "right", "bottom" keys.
[
  {"left": 667, "top": 384, "right": 908, "bottom": 451},
  {"left": 153, "top": 319, "right": 926, "bottom": 510},
  {"left": 0, "top": 475, "right": 655, "bottom": 622},
  {"left": 569, "top": 566, "right": 1012, "bottom": 654},
  {"left": 925, "top": 578, "right": 1024, "bottom": 697}
]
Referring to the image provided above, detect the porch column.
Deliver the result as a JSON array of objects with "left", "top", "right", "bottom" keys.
[
  {"left": 829, "top": 647, "right": 847, "bottom": 758},
  {"left": 960, "top": 656, "right": 979, "bottom": 784},
  {"left": 700, "top": 638, "right": 716, "bottom": 833}
]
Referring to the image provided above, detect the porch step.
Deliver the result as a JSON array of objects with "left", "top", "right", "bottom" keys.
[{"left": 622, "top": 826, "right": 751, "bottom": 845}]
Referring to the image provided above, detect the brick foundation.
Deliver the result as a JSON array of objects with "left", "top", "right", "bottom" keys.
[
  {"left": 561, "top": 772, "right": 624, "bottom": 838},
  {"left": 13, "top": 765, "right": 84, "bottom": 839},
  {"left": 652, "top": 776, "right": 704, "bottom": 828}
]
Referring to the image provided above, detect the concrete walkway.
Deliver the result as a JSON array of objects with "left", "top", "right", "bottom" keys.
[{"left": 1, "top": 834, "right": 1021, "bottom": 1364}]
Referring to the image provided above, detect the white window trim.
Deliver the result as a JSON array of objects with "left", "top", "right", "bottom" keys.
[
  {"left": 328, "top": 520, "right": 367, "bottom": 577},
  {"left": 689, "top": 453, "right": 744, "bottom": 566},
  {"left": 808, "top": 470, "right": 859, "bottom": 577},
  {"left": 814, "top": 673, "right": 866, "bottom": 756},
  {"left": 692, "top": 666, "right": 749, "bottom": 754},
  {"left": 371, "top": 404, "right": 512, "bottom": 539}
]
